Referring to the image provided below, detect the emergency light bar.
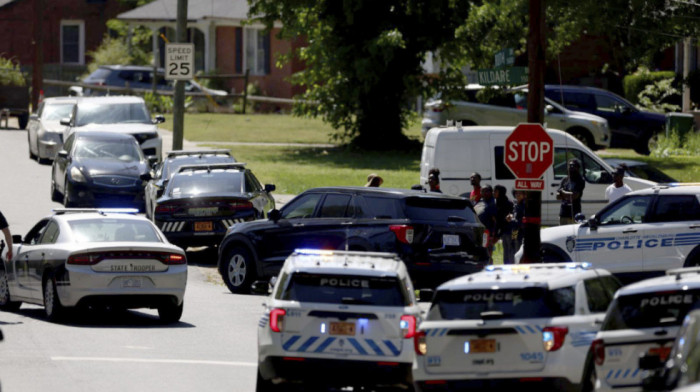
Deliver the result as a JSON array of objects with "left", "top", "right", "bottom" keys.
[
  {"left": 166, "top": 149, "right": 232, "bottom": 158},
  {"left": 52, "top": 208, "right": 139, "bottom": 215},
  {"left": 485, "top": 262, "right": 591, "bottom": 272}
]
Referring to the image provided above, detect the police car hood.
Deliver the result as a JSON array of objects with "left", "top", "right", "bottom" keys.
[{"left": 74, "top": 123, "right": 158, "bottom": 135}]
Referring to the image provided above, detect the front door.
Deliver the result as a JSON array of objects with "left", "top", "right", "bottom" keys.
[{"left": 643, "top": 194, "right": 700, "bottom": 273}]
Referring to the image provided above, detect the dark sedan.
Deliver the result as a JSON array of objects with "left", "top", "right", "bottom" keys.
[
  {"left": 217, "top": 187, "right": 490, "bottom": 294},
  {"left": 153, "top": 163, "right": 275, "bottom": 249},
  {"left": 50, "top": 131, "right": 151, "bottom": 210},
  {"left": 603, "top": 158, "right": 677, "bottom": 183}
]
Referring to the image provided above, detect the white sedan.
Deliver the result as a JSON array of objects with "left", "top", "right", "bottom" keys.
[{"left": 0, "top": 208, "right": 187, "bottom": 323}]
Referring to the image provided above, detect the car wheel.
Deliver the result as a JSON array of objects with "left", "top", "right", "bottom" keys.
[
  {"left": 220, "top": 246, "right": 257, "bottom": 294},
  {"left": 541, "top": 246, "right": 569, "bottom": 263},
  {"left": 28, "top": 134, "right": 37, "bottom": 160},
  {"left": 43, "top": 273, "right": 66, "bottom": 322},
  {"left": 567, "top": 127, "right": 594, "bottom": 150},
  {"left": 634, "top": 131, "right": 656, "bottom": 155},
  {"left": 684, "top": 247, "right": 700, "bottom": 267},
  {"left": 63, "top": 178, "right": 75, "bottom": 207},
  {"left": 18, "top": 113, "right": 29, "bottom": 130},
  {"left": 256, "top": 368, "right": 280, "bottom": 392},
  {"left": 158, "top": 300, "right": 183, "bottom": 323},
  {"left": 50, "top": 176, "right": 62, "bottom": 203},
  {"left": 0, "top": 268, "right": 21, "bottom": 311}
]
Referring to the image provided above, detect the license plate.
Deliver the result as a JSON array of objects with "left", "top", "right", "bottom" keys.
[
  {"left": 121, "top": 277, "right": 142, "bottom": 288},
  {"left": 469, "top": 339, "right": 497, "bottom": 353},
  {"left": 194, "top": 221, "right": 213, "bottom": 231},
  {"left": 649, "top": 347, "right": 672, "bottom": 361},
  {"left": 443, "top": 234, "right": 460, "bottom": 246},
  {"left": 330, "top": 322, "right": 356, "bottom": 336}
]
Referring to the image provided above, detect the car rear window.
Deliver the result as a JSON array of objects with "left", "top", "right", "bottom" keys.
[
  {"left": 85, "top": 68, "right": 112, "bottom": 82},
  {"left": 403, "top": 197, "right": 478, "bottom": 223},
  {"left": 168, "top": 171, "right": 244, "bottom": 197},
  {"left": 75, "top": 102, "right": 151, "bottom": 126},
  {"left": 602, "top": 289, "right": 700, "bottom": 330},
  {"left": 69, "top": 219, "right": 161, "bottom": 243},
  {"left": 427, "top": 286, "right": 576, "bottom": 320},
  {"left": 280, "top": 273, "right": 409, "bottom": 306}
]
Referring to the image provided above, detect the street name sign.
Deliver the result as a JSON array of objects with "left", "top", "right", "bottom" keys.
[
  {"left": 477, "top": 67, "right": 528, "bottom": 86},
  {"left": 494, "top": 48, "right": 515, "bottom": 68},
  {"left": 504, "top": 123, "right": 554, "bottom": 180},
  {"left": 165, "top": 43, "right": 195, "bottom": 81}
]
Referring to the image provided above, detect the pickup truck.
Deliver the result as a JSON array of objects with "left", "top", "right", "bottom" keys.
[{"left": 0, "top": 81, "right": 30, "bottom": 129}]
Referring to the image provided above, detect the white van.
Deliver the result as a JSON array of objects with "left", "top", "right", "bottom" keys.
[{"left": 420, "top": 125, "right": 655, "bottom": 226}]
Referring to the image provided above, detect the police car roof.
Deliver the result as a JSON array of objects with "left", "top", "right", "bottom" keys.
[
  {"left": 283, "top": 250, "right": 405, "bottom": 277},
  {"left": 437, "top": 263, "right": 610, "bottom": 291},
  {"left": 50, "top": 208, "right": 147, "bottom": 222},
  {"left": 615, "top": 267, "right": 700, "bottom": 297},
  {"left": 626, "top": 185, "right": 700, "bottom": 196}
]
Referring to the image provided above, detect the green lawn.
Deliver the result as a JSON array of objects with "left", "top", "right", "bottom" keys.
[{"left": 599, "top": 149, "right": 700, "bottom": 183}]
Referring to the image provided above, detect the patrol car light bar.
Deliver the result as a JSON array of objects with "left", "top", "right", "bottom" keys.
[
  {"left": 666, "top": 267, "right": 700, "bottom": 277},
  {"left": 53, "top": 208, "right": 139, "bottom": 215},
  {"left": 166, "top": 149, "right": 232, "bottom": 158},
  {"left": 176, "top": 163, "right": 247, "bottom": 173},
  {"left": 292, "top": 249, "right": 401, "bottom": 259},
  {"left": 484, "top": 262, "right": 591, "bottom": 272}
]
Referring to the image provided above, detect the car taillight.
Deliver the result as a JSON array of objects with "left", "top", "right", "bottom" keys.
[
  {"left": 162, "top": 253, "right": 186, "bottom": 265},
  {"left": 414, "top": 331, "right": 427, "bottom": 355},
  {"left": 155, "top": 205, "right": 178, "bottom": 214},
  {"left": 400, "top": 315, "right": 417, "bottom": 338},
  {"left": 390, "top": 225, "right": 414, "bottom": 244},
  {"left": 270, "top": 308, "right": 286, "bottom": 333},
  {"left": 543, "top": 326, "right": 568, "bottom": 352},
  {"left": 592, "top": 339, "right": 605, "bottom": 365},
  {"left": 229, "top": 200, "right": 253, "bottom": 210},
  {"left": 67, "top": 253, "right": 102, "bottom": 265}
]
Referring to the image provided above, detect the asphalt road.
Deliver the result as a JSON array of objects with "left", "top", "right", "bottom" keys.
[{"left": 0, "top": 127, "right": 264, "bottom": 391}]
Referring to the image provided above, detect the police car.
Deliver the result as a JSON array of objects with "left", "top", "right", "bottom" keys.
[
  {"left": 412, "top": 263, "right": 620, "bottom": 392},
  {"left": 591, "top": 267, "right": 700, "bottom": 392},
  {"left": 256, "top": 250, "right": 421, "bottom": 391},
  {"left": 526, "top": 186, "right": 700, "bottom": 284}
]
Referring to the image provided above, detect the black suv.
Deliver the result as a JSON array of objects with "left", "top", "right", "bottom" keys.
[{"left": 217, "top": 187, "right": 489, "bottom": 293}]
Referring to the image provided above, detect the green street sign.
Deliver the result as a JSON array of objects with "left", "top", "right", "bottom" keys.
[
  {"left": 477, "top": 67, "right": 528, "bottom": 86},
  {"left": 495, "top": 48, "right": 515, "bottom": 68}
]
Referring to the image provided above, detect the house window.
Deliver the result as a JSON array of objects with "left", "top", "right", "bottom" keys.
[
  {"left": 61, "top": 20, "right": 85, "bottom": 65},
  {"left": 244, "top": 28, "right": 270, "bottom": 75}
]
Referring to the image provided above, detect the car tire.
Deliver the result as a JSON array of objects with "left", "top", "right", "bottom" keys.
[
  {"left": 541, "top": 245, "right": 569, "bottom": 263},
  {"left": 567, "top": 127, "right": 594, "bottom": 150},
  {"left": 43, "top": 273, "right": 66, "bottom": 322},
  {"left": 256, "top": 369, "right": 280, "bottom": 392},
  {"left": 684, "top": 247, "right": 700, "bottom": 267},
  {"left": 28, "top": 134, "right": 37, "bottom": 160},
  {"left": 220, "top": 246, "right": 257, "bottom": 294},
  {"left": 63, "top": 178, "right": 75, "bottom": 207},
  {"left": 0, "top": 268, "right": 21, "bottom": 311},
  {"left": 158, "top": 300, "right": 183, "bottom": 323},
  {"left": 51, "top": 176, "right": 62, "bottom": 203},
  {"left": 18, "top": 113, "right": 29, "bottom": 130},
  {"left": 633, "top": 132, "right": 654, "bottom": 155}
]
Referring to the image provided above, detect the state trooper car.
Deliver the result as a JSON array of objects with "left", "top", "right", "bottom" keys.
[
  {"left": 413, "top": 263, "right": 621, "bottom": 392},
  {"left": 524, "top": 186, "right": 700, "bottom": 284},
  {"left": 256, "top": 250, "right": 421, "bottom": 391},
  {"left": 591, "top": 267, "right": 700, "bottom": 392}
]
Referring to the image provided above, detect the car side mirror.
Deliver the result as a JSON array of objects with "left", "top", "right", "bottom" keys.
[
  {"left": 57, "top": 150, "right": 68, "bottom": 159},
  {"left": 639, "top": 353, "right": 664, "bottom": 370},
  {"left": 588, "top": 215, "right": 599, "bottom": 229},
  {"left": 60, "top": 118, "right": 71, "bottom": 126},
  {"left": 264, "top": 184, "right": 276, "bottom": 193},
  {"left": 545, "top": 104, "right": 554, "bottom": 113},
  {"left": 418, "top": 289, "right": 435, "bottom": 303},
  {"left": 147, "top": 156, "right": 159, "bottom": 167},
  {"left": 140, "top": 172, "right": 152, "bottom": 182},
  {"left": 599, "top": 171, "right": 613, "bottom": 184},
  {"left": 12, "top": 234, "right": 22, "bottom": 244},
  {"left": 251, "top": 280, "right": 271, "bottom": 295},
  {"left": 574, "top": 213, "right": 586, "bottom": 223},
  {"left": 268, "top": 209, "right": 281, "bottom": 222},
  {"left": 153, "top": 115, "right": 165, "bottom": 124}
]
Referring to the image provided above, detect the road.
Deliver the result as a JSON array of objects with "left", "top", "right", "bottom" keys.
[{"left": 0, "top": 127, "right": 264, "bottom": 391}]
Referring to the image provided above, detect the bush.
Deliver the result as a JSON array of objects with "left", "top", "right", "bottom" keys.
[
  {"left": 0, "top": 55, "right": 26, "bottom": 86},
  {"left": 144, "top": 92, "right": 174, "bottom": 114},
  {"left": 623, "top": 67, "right": 677, "bottom": 104},
  {"left": 652, "top": 128, "right": 700, "bottom": 157},
  {"left": 637, "top": 78, "right": 681, "bottom": 113}
]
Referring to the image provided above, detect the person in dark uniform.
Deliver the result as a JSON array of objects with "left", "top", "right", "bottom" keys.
[
  {"left": 0, "top": 211, "right": 12, "bottom": 261},
  {"left": 556, "top": 158, "right": 586, "bottom": 225}
]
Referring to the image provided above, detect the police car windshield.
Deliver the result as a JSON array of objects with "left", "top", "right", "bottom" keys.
[
  {"left": 280, "top": 273, "right": 409, "bottom": 306},
  {"left": 428, "top": 287, "right": 576, "bottom": 320},
  {"left": 403, "top": 197, "right": 478, "bottom": 223},
  {"left": 69, "top": 219, "right": 161, "bottom": 243},
  {"left": 602, "top": 290, "right": 700, "bottom": 330},
  {"left": 168, "top": 172, "right": 244, "bottom": 197}
]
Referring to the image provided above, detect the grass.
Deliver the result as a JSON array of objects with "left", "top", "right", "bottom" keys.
[{"left": 600, "top": 149, "right": 700, "bottom": 182}]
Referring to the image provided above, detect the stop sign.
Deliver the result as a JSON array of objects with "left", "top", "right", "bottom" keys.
[{"left": 504, "top": 123, "right": 554, "bottom": 179}]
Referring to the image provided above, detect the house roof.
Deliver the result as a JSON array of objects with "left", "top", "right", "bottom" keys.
[{"left": 117, "top": 0, "right": 250, "bottom": 23}]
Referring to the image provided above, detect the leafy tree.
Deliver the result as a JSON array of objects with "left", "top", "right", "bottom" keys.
[{"left": 250, "top": 0, "right": 471, "bottom": 150}]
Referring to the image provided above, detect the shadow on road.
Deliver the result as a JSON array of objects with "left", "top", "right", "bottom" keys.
[{"left": 11, "top": 306, "right": 195, "bottom": 329}]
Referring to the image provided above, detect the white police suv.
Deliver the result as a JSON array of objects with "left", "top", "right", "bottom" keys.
[
  {"left": 256, "top": 250, "right": 421, "bottom": 391},
  {"left": 531, "top": 186, "right": 700, "bottom": 284},
  {"left": 412, "top": 263, "right": 620, "bottom": 392},
  {"left": 591, "top": 267, "right": 700, "bottom": 392}
]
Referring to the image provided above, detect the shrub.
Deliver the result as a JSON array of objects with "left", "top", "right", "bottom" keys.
[
  {"left": 652, "top": 128, "right": 700, "bottom": 157},
  {"left": 0, "top": 55, "right": 26, "bottom": 86},
  {"left": 637, "top": 78, "right": 681, "bottom": 113},
  {"left": 623, "top": 67, "right": 677, "bottom": 104},
  {"left": 144, "top": 92, "right": 174, "bottom": 114}
]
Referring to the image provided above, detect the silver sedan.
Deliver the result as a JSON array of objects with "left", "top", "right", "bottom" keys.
[
  {"left": 27, "top": 97, "right": 76, "bottom": 162},
  {"left": 0, "top": 209, "right": 187, "bottom": 323}
]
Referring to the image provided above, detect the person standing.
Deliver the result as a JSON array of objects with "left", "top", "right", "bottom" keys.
[
  {"left": 365, "top": 173, "right": 384, "bottom": 187},
  {"left": 557, "top": 158, "right": 586, "bottom": 225},
  {"left": 0, "top": 210, "right": 12, "bottom": 261},
  {"left": 469, "top": 173, "right": 482, "bottom": 203},
  {"left": 475, "top": 185, "right": 497, "bottom": 261},
  {"left": 494, "top": 185, "right": 516, "bottom": 264},
  {"left": 428, "top": 168, "right": 442, "bottom": 193},
  {"left": 605, "top": 166, "right": 632, "bottom": 204},
  {"left": 507, "top": 190, "right": 527, "bottom": 256}
]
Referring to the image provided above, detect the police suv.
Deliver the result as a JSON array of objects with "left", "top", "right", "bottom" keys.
[
  {"left": 530, "top": 186, "right": 700, "bottom": 284},
  {"left": 413, "top": 263, "right": 620, "bottom": 392},
  {"left": 592, "top": 267, "right": 700, "bottom": 391},
  {"left": 256, "top": 250, "right": 421, "bottom": 391}
]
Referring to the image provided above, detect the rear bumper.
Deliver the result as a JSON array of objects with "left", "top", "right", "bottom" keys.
[
  {"left": 416, "top": 377, "right": 578, "bottom": 392},
  {"left": 259, "top": 356, "right": 412, "bottom": 387}
]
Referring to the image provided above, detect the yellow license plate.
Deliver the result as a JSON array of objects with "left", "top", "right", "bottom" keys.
[
  {"left": 330, "top": 322, "right": 356, "bottom": 336},
  {"left": 649, "top": 347, "right": 672, "bottom": 361},
  {"left": 470, "top": 339, "right": 497, "bottom": 353},
  {"left": 194, "top": 221, "right": 213, "bottom": 231}
]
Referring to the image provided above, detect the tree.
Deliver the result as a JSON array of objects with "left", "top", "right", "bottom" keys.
[{"left": 249, "top": 0, "right": 471, "bottom": 150}]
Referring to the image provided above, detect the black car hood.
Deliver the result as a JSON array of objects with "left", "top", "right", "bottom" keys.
[{"left": 74, "top": 157, "right": 147, "bottom": 177}]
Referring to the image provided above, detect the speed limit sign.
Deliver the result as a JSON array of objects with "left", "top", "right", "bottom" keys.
[{"left": 165, "top": 43, "right": 194, "bottom": 80}]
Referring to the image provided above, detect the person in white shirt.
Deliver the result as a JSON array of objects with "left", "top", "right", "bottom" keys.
[{"left": 605, "top": 166, "right": 632, "bottom": 203}]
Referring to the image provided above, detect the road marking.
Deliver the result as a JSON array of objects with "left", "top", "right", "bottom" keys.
[{"left": 52, "top": 357, "right": 256, "bottom": 367}]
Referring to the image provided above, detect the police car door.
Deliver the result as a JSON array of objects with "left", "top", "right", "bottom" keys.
[
  {"left": 643, "top": 193, "right": 700, "bottom": 272},
  {"left": 572, "top": 195, "right": 652, "bottom": 276}
]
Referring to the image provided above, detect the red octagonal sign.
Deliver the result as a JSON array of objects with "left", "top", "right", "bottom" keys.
[{"left": 505, "top": 123, "right": 554, "bottom": 179}]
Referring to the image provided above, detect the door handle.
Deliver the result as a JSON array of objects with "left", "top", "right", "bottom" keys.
[
  {"left": 340, "top": 222, "right": 353, "bottom": 225},
  {"left": 622, "top": 228, "right": 637, "bottom": 233},
  {"left": 551, "top": 183, "right": 560, "bottom": 187},
  {"left": 690, "top": 225, "right": 700, "bottom": 229}
]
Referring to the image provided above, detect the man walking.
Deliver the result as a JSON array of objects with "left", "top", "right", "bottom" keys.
[{"left": 605, "top": 166, "right": 632, "bottom": 204}]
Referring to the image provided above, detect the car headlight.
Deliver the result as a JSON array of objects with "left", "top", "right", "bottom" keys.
[{"left": 70, "top": 166, "right": 87, "bottom": 183}]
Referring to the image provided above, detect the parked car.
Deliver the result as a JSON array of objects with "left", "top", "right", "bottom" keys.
[
  {"left": 145, "top": 149, "right": 237, "bottom": 219},
  {"left": 51, "top": 131, "right": 152, "bottom": 210},
  {"left": 60, "top": 96, "right": 164, "bottom": 160},
  {"left": 217, "top": 187, "right": 490, "bottom": 294},
  {"left": 0, "top": 208, "right": 187, "bottom": 323},
  {"left": 544, "top": 85, "right": 666, "bottom": 155},
  {"left": 152, "top": 163, "right": 275, "bottom": 249},
  {"left": 603, "top": 158, "right": 678, "bottom": 183},
  {"left": 421, "top": 85, "right": 611, "bottom": 150},
  {"left": 26, "top": 97, "right": 76, "bottom": 163}
]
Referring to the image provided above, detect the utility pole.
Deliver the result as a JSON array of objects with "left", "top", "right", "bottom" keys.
[
  {"left": 683, "top": 37, "right": 692, "bottom": 112},
  {"left": 31, "top": 0, "right": 44, "bottom": 111},
  {"left": 522, "top": 0, "right": 546, "bottom": 263},
  {"left": 172, "top": 0, "right": 188, "bottom": 151}
]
